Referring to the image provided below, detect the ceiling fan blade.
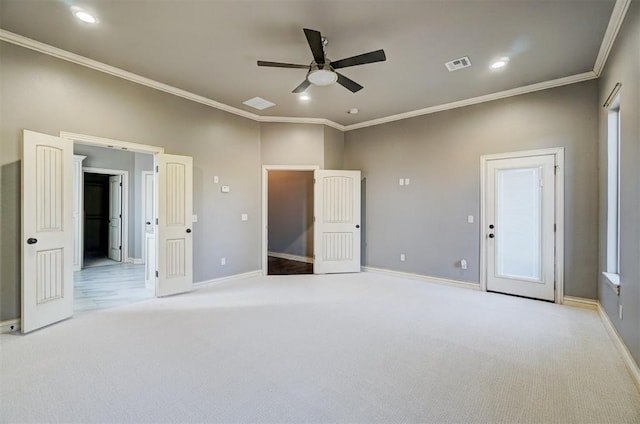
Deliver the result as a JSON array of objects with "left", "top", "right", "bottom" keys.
[
  {"left": 331, "top": 49, "right": 387, "bottom": 70},
  {"left": 336, "top": 73, "right": 363, "bottom": 93},
  {"left": 257, "top": 61, "right": 309, "bottom": 69},
  {"left": 303, "top": 28, "right": 325, "bottom": 65},
  {"left": 292, "top": 79, "right": 311, "bottom": 93}
]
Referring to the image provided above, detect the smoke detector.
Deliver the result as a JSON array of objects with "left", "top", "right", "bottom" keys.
[{"left": 445, "top": 56, "right": 471, "bottom": 72}]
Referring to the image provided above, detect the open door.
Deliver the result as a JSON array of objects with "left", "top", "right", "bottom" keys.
[
  {"left": 143, "top": 171, "right": 156, "bottom": 290},
  {"left": 314, "top": 170, "right": 361, "bottom": 274},
  {"left": 21, "top": 130, "right": 74, "bottom": 333},
  {"left": 157, "top": 154, "right": 193, "bottom": 296},
  {"left": 108, "top": 175, "right": 122, "bottom": 261}
]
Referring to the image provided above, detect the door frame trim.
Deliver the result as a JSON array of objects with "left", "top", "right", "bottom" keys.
[
  {"left": 60, "top": 132, "right": 164, "bottom": 296},
  {"left": 82, "top": 167, "right": 129, "bottom": 264},
  {"left": 261, "top": 165, "right": 320, "bottom": 275},
  {"left": 479, "top": 147, "right": 565, "bottom": 304}
]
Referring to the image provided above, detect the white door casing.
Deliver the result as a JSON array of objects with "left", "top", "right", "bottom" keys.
[
  {"left": 485, "top": 154, "right": 556, "bottom": 301},
  {"left": 157, "top": 154, "right": 193, "bottom": 296},
  {"left": 72, "top": 155, "right": 86, "bottom": 271},
  {"left": 314, "top": 170, "right": 361, "bottom": 274},
  {"left": 142, "top": 171, "right": 156, "bottom": 289},
  {"left": 108, "top": 175, "right": 122, "bottom": 261},
  {"left": 22, "top": 130, "right": 74, "bottom": 333}
]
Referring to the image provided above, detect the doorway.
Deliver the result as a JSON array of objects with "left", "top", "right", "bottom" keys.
[
  {"left": 266, "top": 170, "right": 315, "bottom": 275},
  {"left": 82, "top": 171, "right": 124, "bottom": 268},
  {"left": 480, "top": 148, "right": 565, "bottom": 303}
]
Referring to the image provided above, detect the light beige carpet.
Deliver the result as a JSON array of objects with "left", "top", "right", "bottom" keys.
[{"left": 1, "top": 272, "right": 639, "bottom": 423}]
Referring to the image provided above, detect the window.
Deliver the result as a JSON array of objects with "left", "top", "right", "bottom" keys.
[
  {"left": 603, "top": 89, "right": 621, "bottom": 294},
  {"left": 606, "top": 97, "right": 620, "bottom": 274}
]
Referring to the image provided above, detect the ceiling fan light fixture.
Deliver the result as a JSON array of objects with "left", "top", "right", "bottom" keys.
[
  {"left": 308, "top": 69, "right": 338, "bottom": 86},
  {"left": 71, "top": 7, "right": 97, "bottom": 23}
]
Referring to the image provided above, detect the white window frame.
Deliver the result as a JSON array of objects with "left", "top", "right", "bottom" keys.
[{"left": 603, "top": 88, "right": 621, "bottom": 294}]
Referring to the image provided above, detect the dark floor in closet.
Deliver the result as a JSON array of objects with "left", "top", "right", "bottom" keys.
[{"left": 268, "top": 256, "right": 313, "bottom": 275}]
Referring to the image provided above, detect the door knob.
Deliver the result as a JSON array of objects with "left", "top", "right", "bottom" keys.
[
  {"left": 489, "top": 234, "right": 495, "bottom": 238},
  {"left": 27, "top": 238, "right": 38, "bottom": 244},
  {"left": 489, "top": 224, "right": 494, "bottom": 229},
  {"left": 186, "top": 228, "right": 192, "bottom": 233},
  {"left": 356, "top": 225, "right": 360, "bottom": 229},
  {"left": 146, "top": 221, "right": 151, "bottom": 225}
]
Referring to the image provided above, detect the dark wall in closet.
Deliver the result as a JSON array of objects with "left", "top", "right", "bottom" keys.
[{"left": 84, "top": 173, "right": 110, "bottom": 256}]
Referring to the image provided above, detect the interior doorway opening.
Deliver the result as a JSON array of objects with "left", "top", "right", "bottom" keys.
[
  {"left": 266, "top": 170, "right": 315, "bottom": 275},
  {"left": 72, "top": 143, "right": 155, "bottom": 314}
]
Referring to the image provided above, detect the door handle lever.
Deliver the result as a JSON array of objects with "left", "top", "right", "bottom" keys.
[
  {"left": 186, "top": 228, "right": 192, "bottom": 233},
  {"left": 27, "top": 238, "right": 38, "bottom": 244},
  {"left": 488, "top": 234, "right": 495, "bottom": 238}
]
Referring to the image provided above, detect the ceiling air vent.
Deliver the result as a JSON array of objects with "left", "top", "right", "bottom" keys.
[
  {"left": 242, "top": 97, "right": 275, "bottom": 110},
  {"left": 445, "top": 56, "right": 471, "bottom": 72}
]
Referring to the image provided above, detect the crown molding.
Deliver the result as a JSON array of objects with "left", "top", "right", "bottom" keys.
[
  {"left": 0, "top": 0, "right": 627, "bottom": 135},
  {"left": 344, "top": 71, "right": 598, "bottom": 131},
  {"left": 593, "top": 0, "right": 632, "bottom": 77},
  {"left": 258, "top": 115, "right": 345, "bottom": 131}
]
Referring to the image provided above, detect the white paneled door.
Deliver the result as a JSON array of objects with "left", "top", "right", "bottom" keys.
[
  {"left": 108, "top": 175, "right": 122, "bottom": 261},
  {"left": 22, "top": 130, "right": 74, "bottom": 333},
  {"left": 157, "top": 154, "right": 193, "bottom": 296},
  {"left": 314, "top": 170, "right": 361, "bottom": 274},
  {"left": 486, "top": 154, "right": 556, "bottom": 301}
]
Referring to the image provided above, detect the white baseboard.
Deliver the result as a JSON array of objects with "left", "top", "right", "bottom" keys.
[
  {"left": 268, "top": 251, "right": 314, "bottom": 264},
  {"left": 0, "top": 319, "right": 20, "bottom": 334},
  {"left": 362, "top": 266, "right": 481, "bottom": 291},
  {"left": 127, "top": 258, "right": 144, "bottom": 265},
  {"left": 597, "top": 302, "right": 640, "bottom": 392},
  {"left": 563, "top": 296, "right": 598, "bottom": 310},
  {"left": 193, "top": 270, "right": 263, "bottom": 290}
]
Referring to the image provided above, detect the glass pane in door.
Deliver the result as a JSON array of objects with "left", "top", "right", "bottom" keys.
[{"left": 496, "top": 167, "right": 542, "bottom": 281}]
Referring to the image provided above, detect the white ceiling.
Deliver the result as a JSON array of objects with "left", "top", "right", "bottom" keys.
[{"left": 0, "top": 0, "right": 617, "bottom": 127}]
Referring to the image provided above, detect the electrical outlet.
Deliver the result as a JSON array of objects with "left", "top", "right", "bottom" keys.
[
  {"left": 213, "top": 176, "right": 219, "bottom": 184},
  {"left": 399, "top": 178, "right": 404, "bottom": 186},
  {"left": 241, "top": 213, "right": 248, "bottom": 221},
  {"left": 461, "top": 259, "right": 468, "bottom": 270},
  {"left": 619, "top": 304, "right": 623, "bottom": 320},
  {"left": 404, "top": 178, "right": 410, "bottom": 185},
  {"left": 221, "top": 257, "right": 226, "bottom": 266},
  {"left": 400, "top": 254, "right": 406, "bottom": 262},
  {"left": 467, "top": 215, "right": 474, "bottom": 224}
]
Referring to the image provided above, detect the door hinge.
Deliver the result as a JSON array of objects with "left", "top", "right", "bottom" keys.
[
  {"left": 554, "top": 165, "right": 558, "bottom": 175},
  {"left": 119, "top": 214, "right": 122, "bottom": 218},
  {"left": 119, "top": 245, "right": 122, "bottom": 250},
  {"left": 554, "top": 224, "right": 556, "bottom": 232},
  {"left": 313, "top": 178, "right": 316, "bottom": 184},
  {"left": 156, "top": 218, "right": 158, "bottom": 225},
  {"left": 156, "top": 165, "right": 159, "bottom": 173},
  {"left": 120, "top": 182, "right": 122, "bottom": 187},
  {"left": 155, "top": 270, "right": 159, "bottom": 278},
  {"left": 313, "top": 216, "right": 316, "bottom": 222}
]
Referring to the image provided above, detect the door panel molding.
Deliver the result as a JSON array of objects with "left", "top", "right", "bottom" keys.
[{"left": 480, "top": 148, "right": 564, "bottom": 303}]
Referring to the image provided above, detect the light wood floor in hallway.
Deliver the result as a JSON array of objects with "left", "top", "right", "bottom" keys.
[
  {"left": 2, "top": 273, "right": 639, "bottom": 423},
  {"left": 74, "top": 263, "right": 153, "bottom": 314}
]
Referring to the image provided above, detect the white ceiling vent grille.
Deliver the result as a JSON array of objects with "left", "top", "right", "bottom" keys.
[
  {"left": 242, "top": 97, "right": 275, "bottom": 110},
  {"left": 445, "top": 56, "right": 471, "bottom": 72}
]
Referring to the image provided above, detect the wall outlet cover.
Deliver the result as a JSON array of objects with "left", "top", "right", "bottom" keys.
[{"left": 221, "top": 185, "right": 230, "bottom": 193}]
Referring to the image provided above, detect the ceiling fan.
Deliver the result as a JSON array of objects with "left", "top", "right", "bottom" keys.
[{"left": 257, "top": 28, "right": 386, "bottom": 94}]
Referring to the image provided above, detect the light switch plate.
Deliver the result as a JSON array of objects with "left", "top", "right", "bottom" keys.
[
  {"left": 404, "top": 178, "right": 410, "bottom": 185},
  {"left": 399, "top": 178, "right": 404, "bottom": 186},
  {"left": 467, "top": 215, "right": 474, "bottom": 224},
  {"left": 241, "top": 214, "right": 248, "bottom": 221},
  {"left": 192, "top": 214, "right": 198, "bottom": 222},
  {"left": 221, "top": 185, "right": 230, "bottom": 193},
  {"left": 213, "top": 176, "right": 219, "bottom": 184}
]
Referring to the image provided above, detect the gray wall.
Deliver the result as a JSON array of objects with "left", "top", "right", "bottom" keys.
[
  {"left": 344, "top": 80, "right": 599, "bottom": 297},
  {"left": 597, "top": 1, "right": 640, "bottom": 366},
  {"left": 0, "top": 41, "right": 262, "bottom": 320},
  {"left": 260, "top": 123, "right": 324, "bottom": 166},
  {"left": 74, "top": 145, "right": 153, "bottom": 260},
  {"left": 267, "top": 171, "right": 314, "bottom": 258},
  {"left": 323, "top": 126, "right": 345, "bottom": 170}
]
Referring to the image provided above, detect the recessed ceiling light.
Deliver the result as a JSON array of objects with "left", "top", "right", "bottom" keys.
[
  {"left": 299, "top": 94, "right": 311, "bottom": 101},
  {"left": 490, "top": 58, "right": 509, "bottom": 69},
  {"left": 71, "top": 7, "right": 97, "bottom": 24}
]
